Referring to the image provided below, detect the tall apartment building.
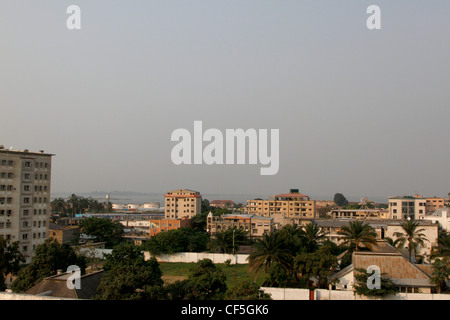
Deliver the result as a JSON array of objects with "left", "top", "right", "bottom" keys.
[
  {"left": 0, "top": 146, "right": 54, "bottom": 263},
  {"left": 388, "top": 196, "right": 426, "bottom": 220},
  {"left": 246, "top": 190, "right": 316, "bottom": 227},
  {"left": 164, "top": 189, "right": 202, "bottom": 219}
]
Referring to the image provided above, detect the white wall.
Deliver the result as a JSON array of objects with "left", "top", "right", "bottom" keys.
[
  {"left": 144, "top": 252, "right": 249, "bottom": 264},
  {"left": 0, "top": 292, "right": 75, "bottom": 300},
  {"left": 261, "top": 287, "right": 450, "bottom": 300}
]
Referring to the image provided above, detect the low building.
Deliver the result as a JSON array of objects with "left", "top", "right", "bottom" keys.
[
  {"left": 314, "top": 219, "right": 438, "bottom": 260},
  {"left": 49, "top": 222, "right": 80, "bottom": 244},
  {"left": 25, "top": 270, "right": 105, "bottom": 299},
  {"left": 207, "top": 213, "right": 273, "bottom": 238},
  {"left": 422, "top": 207, "right": 450, "bottom": 231},
  {"left": 329, "top": 241, "right": 435, "bottom": 294},
  {"left": 121, "top": 217, "right": 193, "bottom": 239},
  {"left": 330, "top": 209, "right": 388, "bottom": 220}
]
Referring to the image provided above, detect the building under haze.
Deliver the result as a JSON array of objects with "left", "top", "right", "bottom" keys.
[
  {"left": 388, "top": 195, "right": 427, "bottom": 220},
  {"left": 164, "top": 189, "right": 202, "bottom": 219},
  {"left": 246, "top": 189, "right": 316, "bottom": 227},
  {"left": 0, "top": 146, "right": 53, "bottom": 263}
]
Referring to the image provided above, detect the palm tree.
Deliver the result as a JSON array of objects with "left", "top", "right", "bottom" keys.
[
  {"left": 247, "top": 232, "right": 293, "bottom": 281},
  {"left": 393, "top": 220, "right": 429, "bottom": 262},
  {"left": 337, "top": 221, "right": 378, "bottom": 252},
  {"left": 299, "top": 222, "right": 327, "bottom": 253}
]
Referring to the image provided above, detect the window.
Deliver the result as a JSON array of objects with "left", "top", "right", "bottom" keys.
[{"left": 24, "top": 161, "right": 31, "bottom": 167}]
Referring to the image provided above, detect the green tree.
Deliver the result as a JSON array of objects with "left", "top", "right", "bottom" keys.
[
  {"left": 248, "top": 232, "right": 293, "bottom": 281},
  {"left": 353, "top": 267, "right": 397, "bottom": 297},
  {"left": 96, "top": 242, "right": 164, "bottom": 300},
  {"left": 430, "top": 258, "right": 449, "bottom": 294},
  {"left": 337, "top": 221, "right": 377, "bottom": 252},
  {"left": 11, "top": 238, "right": 86, "bottom": 293},
  {"left": 166, "top": 259, "right": 227, "bottom": 300},
  {"left": 299, "top": 222, "right": 327, "bottom": 253},
  {"left": 0, "top": 238, "right": 25, "bottom": 291},
  {"left": 393, "top": 220, "right": 429, "bottom": 262},
  {"left": 277, "top": 224, "right": 303, "bottom": 256},
  {"left": 79, "top": 217, "right": 124, "bottom": 248},
  {"left": 142, "top": 228, "right": 210, "bottom": 255},
  {"left": 333, "top": 193, "right": 349, "bottom": 207},
  {"left": 225, "top": 280, "right": 271, "bottom": 300},
  {"left": 294, "top": 246, "right": 338, "bottom": 289},
  {"left": 209, "top": 227, "right": 248, "bottom": 254}
]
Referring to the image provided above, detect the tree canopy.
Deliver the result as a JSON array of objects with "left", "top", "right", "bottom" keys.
[{"left": 11, "top": 238, "right": 86, "bottom": 293}]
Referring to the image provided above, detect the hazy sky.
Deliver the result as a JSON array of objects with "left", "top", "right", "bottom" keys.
[{"left": 1, "top": 1, "right": 449, "bottom": 202}]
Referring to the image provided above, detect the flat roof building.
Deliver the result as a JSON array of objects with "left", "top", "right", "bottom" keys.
[
  {"left": 164, "top": 189, "right": 202, "bottom": 219},
  {"left": 0, "top": 146, "right": 54, "bottom": 263}
]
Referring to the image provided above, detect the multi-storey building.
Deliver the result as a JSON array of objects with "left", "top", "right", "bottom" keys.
[
  {"left": 164, "top": 189, "right": 202, "bottom": 219},
  {"left": 0, "top": 146, "right": 53, "bottom": 263},
  {"left": 206, "top": 213, "right": 273, "bottom": 238},
  {"left": 246, "top": 190, "right": 316, "bottom": 227},
  {"left": 388, "top": 196, "right": 426, "bottom": 220}
]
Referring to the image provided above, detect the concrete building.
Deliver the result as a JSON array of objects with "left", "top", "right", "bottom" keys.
[
  {"left": 314, "top": 219, "right": 438, "bottom": 260},
  {"left": 422, "top": 207, "right": 450, "bottom": 232},
  {"left": 207, "top": 213, "right": 274, "bottom": 238},
  {"left": 388, "top": 196, "right": 427, "bottom": 220},
  {"left": 329, "top": 241, "right": 435, "bottom": 294},
  {"left": 49, "top": 222, "right": 80, "bottom": 244},
  {"left": 25, "top": 270, "right": 104, "bottom": 299},
  {"left": 121, "top": 217, "right": 192, "bottom": 238},
  {"left": 164, "top": 189, "right": 202, "bottom": 219},
  {"left": 330, "top": 208, "right": 388, "bottom": 220},
  {"left": 425, "top": 197, "right": 445, "bottom": 213},
  {"left": 0, "top": 146, "right": 53, "bottom": 263},
  {"left": 246, "top": 190, "right": 316, "bottom": 227}
]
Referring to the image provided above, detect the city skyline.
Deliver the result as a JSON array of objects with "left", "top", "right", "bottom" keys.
[{"left": 1, "top": 1, "right": 450, "bottom": 202}]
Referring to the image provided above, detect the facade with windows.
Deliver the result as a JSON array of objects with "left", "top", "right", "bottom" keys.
[
  {"left": 388, "top": 196, "right": 426, "bottom": 220},
  {"left": 164, "top": 189, "right": 202, "bottom": 219},
  {"left": 0, "top": 146, "right": 53, "bottom": 263}
]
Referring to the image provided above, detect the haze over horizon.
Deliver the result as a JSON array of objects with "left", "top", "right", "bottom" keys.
[{"left": 1, "top": 1, "right": 449, "bottom": 202}]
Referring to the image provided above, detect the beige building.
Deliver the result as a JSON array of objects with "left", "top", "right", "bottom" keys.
[
  {"left": 246, "top": 191, "right": 316, "bottom": 227},
  {"left": 425, "top": 197, "right": 445, "bottom": 213},
  {"left": 329, "top": 241, "right": 436, "bottom": 294},
  {"left": 0, "top": 146, "right": 53, "bottom": 263},
  {"left": 314, "top": 219, "right": 438, "bottom": 261},
  {"left": 207, "top": 213, "right": 274, "bottom": 238},
  {"left": 330, "top": 208, "right": 388, "bottom": 220},
  {"left": 164, "top": 189, "right": 202, "bottom": 219},
  {"left": 388, "top": 196, "right": 427, "bottom": 220}
]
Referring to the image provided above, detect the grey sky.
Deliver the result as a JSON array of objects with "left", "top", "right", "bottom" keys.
[{"left": 1, "top": 1, "right": 449, "bottom": 202}]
